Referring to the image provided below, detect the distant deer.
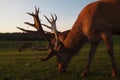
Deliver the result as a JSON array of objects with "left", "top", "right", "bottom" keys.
[{"left": 18, "top": 0, "right": 120, "bottom": 77}]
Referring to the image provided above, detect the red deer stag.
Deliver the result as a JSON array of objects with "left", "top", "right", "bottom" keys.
[{"left": 39, "top": 0, "right": 120, "bottom": 77}]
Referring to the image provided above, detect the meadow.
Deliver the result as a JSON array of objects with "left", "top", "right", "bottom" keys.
[{"left": 0, "top": 36, "right": 120, "bottom": 80}]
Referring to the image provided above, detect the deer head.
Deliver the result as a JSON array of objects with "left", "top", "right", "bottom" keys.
[{"left": 43, "top": 15, "right": 74, "bottom": 73}]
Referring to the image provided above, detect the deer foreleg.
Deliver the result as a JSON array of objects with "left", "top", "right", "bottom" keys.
[{"left": 81, "top": 42, "right": 99, "bottom": 77}]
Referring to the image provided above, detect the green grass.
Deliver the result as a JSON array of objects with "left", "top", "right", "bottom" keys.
[{"left": 0, "top": 37, "right": 120, "bottom": 80}]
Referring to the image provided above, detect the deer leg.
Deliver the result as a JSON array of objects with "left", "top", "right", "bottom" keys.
[
  {"left": 81, "top": 42, "right": 99, "bottom": 77},
  {"left": 101, "top": 33, "right": 118, "bottom": 77}
]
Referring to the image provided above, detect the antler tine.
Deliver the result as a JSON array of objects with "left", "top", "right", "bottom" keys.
[
  {"left": 17, "top": 27, "right": 39, "bottom": 34},
  {"left": 26, "top": 12, "right": 36, "bottom": 29},
  {"left": 24, "top": 22, "right": 35, "bottom": 28},
  {"left": 44, "top": 15, "right": 52, "bottom": 24},
  {"left": 54, "top": 14, "right": 57, "bottom": 21},
  {"left": 50, "top": 13, "right": 54, "bottom": 22},
  {"left": 27, "top": 12, "right": 35, "bottom": 17},
  {"left": 35, "top": 6, "right": 39, "bottom": 15},
  {"left": 35, "top": 52, "right": 54, "bottom": 61},
  {"left": 41, "top": 24, "right": 52, "bottom": 30}
]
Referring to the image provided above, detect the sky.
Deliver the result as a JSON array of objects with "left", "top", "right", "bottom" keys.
[{"left": 0, "top": 0, "right": 97, "bottom": 33}]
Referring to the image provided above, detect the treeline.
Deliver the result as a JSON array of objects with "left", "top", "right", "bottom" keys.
[{"left": 0, "top": 33, "right": 45, "bottom": 41}]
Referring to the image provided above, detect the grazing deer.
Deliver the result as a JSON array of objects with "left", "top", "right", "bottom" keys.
[
  {"left": 18, "top": 0, "right": 120, "bottom": 77},
  {"left": 42, "top": 0, "right": 120, "bottom": 77}
]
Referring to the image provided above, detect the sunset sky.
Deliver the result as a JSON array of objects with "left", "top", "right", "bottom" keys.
[{"left": 0, "top": 0, "right": 96, "bottom": 33}]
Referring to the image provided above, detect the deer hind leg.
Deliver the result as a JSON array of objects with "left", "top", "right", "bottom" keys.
[
  {"left": 101, "top": 32, "right": 118, "bottom": 77},
  {"left": 81, "top": 41, "right": 99, "bottom": 77}
]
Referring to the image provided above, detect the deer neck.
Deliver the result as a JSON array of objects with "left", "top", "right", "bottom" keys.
[{"left": 63, "top": 22, "right": 87, "bottom": 51}]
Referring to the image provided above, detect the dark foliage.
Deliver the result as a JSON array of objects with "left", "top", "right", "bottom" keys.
[{"left": 0, "top": 33, "right": 45, "bottom": 41}]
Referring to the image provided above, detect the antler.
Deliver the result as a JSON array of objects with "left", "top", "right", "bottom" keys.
[
  {"left": 18, "top": 7, "right": 52, "bottom": 41},
  {"left": 24, "top": 7, "right": 40, "bottom": 30},
  {"left": 17, "top": 7, "right": 56, "bottom": 61},
  {"left": 44, "top": 14, "right": 59, "bottom": 49},
  {"left": 35, "top": 52, "right": 54, "bottom": 61},
  {"left": 43, "top": 14, "right": 57, "bottom": 31},
  {"left": 16, "top": 27, "right": 39, "bottom": 34}
]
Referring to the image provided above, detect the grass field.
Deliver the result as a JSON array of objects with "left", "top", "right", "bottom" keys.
[{"left": 0, "top": 36, "right": 120, "bottom": 80}]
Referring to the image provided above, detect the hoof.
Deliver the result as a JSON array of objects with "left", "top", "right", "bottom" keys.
[
  {"left": 81, "top": 71, "right": 88, "bottom": 77},
  {"left": 111, "top": 70, "right": 118, "bottom": 77}
]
